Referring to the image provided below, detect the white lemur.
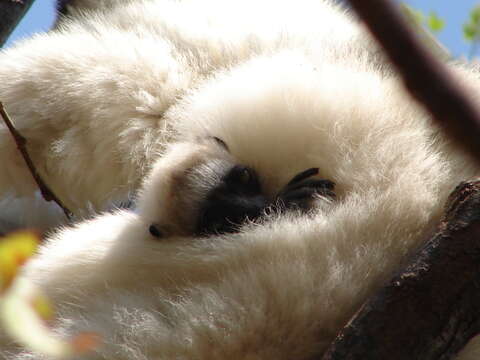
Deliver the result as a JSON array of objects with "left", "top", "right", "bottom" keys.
[{"left": 1, "top": 0, "right": 480, "bottom": 359}]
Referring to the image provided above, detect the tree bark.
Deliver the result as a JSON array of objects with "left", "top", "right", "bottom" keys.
[
  {"left": 0, "top": 0, "right": 36, "bottom": 47},
  {"left": 322, "top": 179, "right": 480, "bottom": 360}
]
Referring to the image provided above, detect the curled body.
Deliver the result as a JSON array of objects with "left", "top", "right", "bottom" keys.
[{"left": 1, "top": 0, "right": 480, "bottom": 359}]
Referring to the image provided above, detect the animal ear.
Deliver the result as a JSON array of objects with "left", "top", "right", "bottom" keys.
[{"left": 212, "top": 136, "right": 230, "bottom": 152}]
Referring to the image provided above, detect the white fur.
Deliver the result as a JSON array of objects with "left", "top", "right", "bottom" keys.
[
  {"left": 0, "top": 0, "right": 367, "bottom": 213},
  {"left": 1, "top": 0, "right": 480, "bottom": 359}
]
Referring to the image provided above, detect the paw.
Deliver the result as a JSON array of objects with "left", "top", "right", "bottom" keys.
[{"left": 276, "top": 168, "right": 335, "bottom": 212}]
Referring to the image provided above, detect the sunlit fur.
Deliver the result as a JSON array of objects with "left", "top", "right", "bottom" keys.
[
  {"left": 1, "top": 0, "right": 480, "bottom": 359},
  {"left": 0, "top": 0, "right": 373, "bottom": 214}
]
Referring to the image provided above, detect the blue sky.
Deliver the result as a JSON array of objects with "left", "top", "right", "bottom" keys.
[
  {"left": 5, "top": 0, "right": 56, "bottom": 47},
  {"left": 4, "top": 0, "right": 479, "bottom": 58},
  {"left": 405, "top": 0, "right": 478, "bottom": 57}
]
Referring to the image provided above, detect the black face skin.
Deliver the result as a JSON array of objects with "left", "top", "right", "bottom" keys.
[
  {"left": 195, "top": 165, "right": 268, "bottom": 236},
  {"left": 149, "top": 137, "right": 336, "bottom": 238},
  {"left": 194, "top": 165, "right": 336, "bottom": 237}
]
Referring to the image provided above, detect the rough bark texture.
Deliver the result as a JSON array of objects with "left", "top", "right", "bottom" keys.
[
  {"left": 348, "top": 0, "right": 480, "bottom": 163},
  {"left": 322, "top": 179, "right": 480, "bottom": 360},
  {"left": 0, "top": 0, "right": 36, "bottom": 47}
]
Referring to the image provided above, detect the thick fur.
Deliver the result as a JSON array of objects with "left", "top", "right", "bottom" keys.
[
  {"left": 2, "top": 0, "right": 480, "bottom": 359},
  {"left": 0, "top": 0, "right": 378, "bottom": 213}
]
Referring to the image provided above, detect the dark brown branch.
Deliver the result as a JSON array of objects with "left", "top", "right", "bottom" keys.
[
  {"left": 347, "top": 0, "right": 480, "bottom": 162},
  {"left": 322, "top": 179, "right": 480, "bottom": 360},
  {"left": 0, "top": 102, "right": 72, "bottom": 220},
  {"left": 0, "top": 0, "right": 36, "bottom": 47}
]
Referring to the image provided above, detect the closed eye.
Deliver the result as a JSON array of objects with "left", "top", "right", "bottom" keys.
[{"left": 225, "top": 165, "right": 258, "bottom": 187}]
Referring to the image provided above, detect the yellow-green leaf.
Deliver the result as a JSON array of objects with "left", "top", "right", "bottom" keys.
[
  {"left": 0, "top": 231, "right": 39, "bottom": 292},
  {"left": 471, "top": 6, "right": 480, "bottom": 25},
  {"left": 464, "top": 22, "right": 478, "bottom": 41},
  {"left": 0, "top": 232, "right": 100, "bottom": 358},
  {"left": 427, "top": 12, "right": 445, "bottom": 33}
]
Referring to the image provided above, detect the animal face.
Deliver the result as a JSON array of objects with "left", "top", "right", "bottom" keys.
[{"left": 142, "top": 138, "right": 336, "bottom": 238}]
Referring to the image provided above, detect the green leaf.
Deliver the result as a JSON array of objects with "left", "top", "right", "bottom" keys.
[
  {"left": 427, "top": 12, "right": 445, "bottom": 33},
  {"left": 463, "top": 5, "right": 480, "bottom": 42},
  {"left": 464, "top": 22, "right": 478, "bottom": 41},
  {"left": 471, "top": 6, "right": 480, "bottom": 25}
]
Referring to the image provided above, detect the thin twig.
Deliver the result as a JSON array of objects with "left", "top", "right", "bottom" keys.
[
  {"left": 348, "top": 0, "right": 480, "bottom": 162},
  {"left": 0, "top": 102, "right": 72, "bottom": 220}
]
